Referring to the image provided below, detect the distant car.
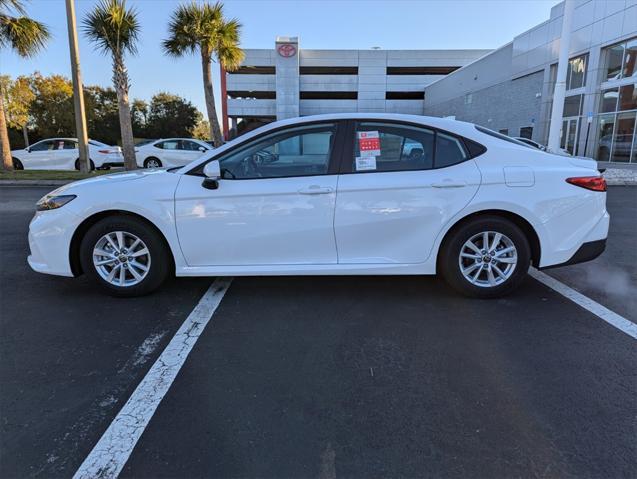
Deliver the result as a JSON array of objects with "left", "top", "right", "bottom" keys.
[
  {"left": 11, "top": 138, "right": 123, "bottom": 170},
  {"left": 597, "top": 134, "right": 633, "bottom": 161},
  {"left": 135, "top": 138, "right": 212, "bottom": 168},
  {"left": 28, "top": 113, "right": 608, "bottom": 298}
]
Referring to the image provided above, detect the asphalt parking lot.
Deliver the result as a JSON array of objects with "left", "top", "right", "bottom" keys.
[{"left": 1, "top": 185, "right": 635, "bottom": 478}]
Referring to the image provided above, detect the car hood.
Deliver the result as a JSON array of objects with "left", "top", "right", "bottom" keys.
[{"left": 51, "top": 168, "right": 171, "bottom": 195}]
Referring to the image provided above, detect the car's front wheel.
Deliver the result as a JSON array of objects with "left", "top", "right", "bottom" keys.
[
  {"left": 80, "top": 216, "right": 171, "bottom": 297},
  {"left": 439, "top": 216, "right": 531, "bottom": 298},
  {"left": 12, "top": 158, "right": 23, "bottom": 170}
]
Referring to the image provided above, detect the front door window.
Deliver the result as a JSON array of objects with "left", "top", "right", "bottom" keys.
[{"left": 216, "top": 123, "right": 337, "bottom": 179}]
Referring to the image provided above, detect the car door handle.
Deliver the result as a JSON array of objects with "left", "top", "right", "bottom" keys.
[
  {"left": 431, "top": 180, "right": 467, "bottom": 188},
  {"left": 298, "top": 185, "right": 333, "bottom": 195}
]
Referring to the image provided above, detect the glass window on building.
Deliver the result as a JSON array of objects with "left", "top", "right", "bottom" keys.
[
  {"left": 595, "top": 84, "right": 637, "bottom": 162},
  {"left": 563, "top": 94, "right": 583, "bottom": 117},
  {"left": 606, "top": 43, "right": 624, "bottom": 81},
  {"left": 566, "top": 54, "right": 587, "bottom": 90},
  {"left": 601, "top": 88, "right": 618, "bottom": 113},
  {"left": 498, "top": 128, "right": 509, "bottom": 135},
  {"left": 618, "top": 83, "right": 637, "bottom": 111},
  {"left": 519, "top": 126, "right": 533, "bottom": 139},
  {"left": 597, "top": 114, "right": 615, "bottom": 161},
  {"left": 611, "top": 112, "right": 636, "bottom": 162},
  {"left": 605, "top": 37, "right": 637, "bottom": 81},
  {"left": 623, "top": 38, "right": 637, "bottom": 79}
]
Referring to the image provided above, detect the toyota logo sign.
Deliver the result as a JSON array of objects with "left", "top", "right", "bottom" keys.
[{"left": 277, "top": 44, "right": 297, "bottom": 58}]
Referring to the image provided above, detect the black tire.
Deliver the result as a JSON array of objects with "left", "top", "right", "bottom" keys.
[
  {"left": 12, "top": 158, "right": 23, "bottom": 170},
  {"left": 79, "top": 216, "right": 171, "bottom": 297},
  {"left": 438, "top": 216, "right": 531, "bottom": 298},
  {"left": 75, "top": 159, "right": 96, "bottom": 171},
  {"left": 144, "top": 157, "right": 162, "bottom": 168}
]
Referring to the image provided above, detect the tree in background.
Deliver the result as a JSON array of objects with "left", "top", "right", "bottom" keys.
[
  {"left": 163, "top": 1, "right": 243, "bottom": 147},
  {"left": 191, "top": 119, "right": 210, "bottom": 140},
  {"left": 84, "top": 85, "right": 121, "bottom": 145},
  {"left": 29, "top": 73, "right": 75, "bottom": 138},
  {"left": 83, "top": 0, "right": 139, "bottom": 170},
  {"left": 0, "top": 0, "right": 49, "bottom": 169},
  {"left": 131, "top": 98, "right": 148, "bottom": 136},
  {"left": 145, "top": 92, "right": 201, "bottom": 139},
  {"left": 0, "top": 75, "right": 35, "bottom": 146}
]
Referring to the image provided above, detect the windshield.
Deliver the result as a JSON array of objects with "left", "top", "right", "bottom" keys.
[{"left": 475, "top": 125, "right": 534, "bottom": 149}]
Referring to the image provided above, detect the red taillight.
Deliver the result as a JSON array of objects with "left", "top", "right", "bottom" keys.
[
  {"left": 98, "top": 149, "right": 110, "bottom": 154},
  {"left": 566, "top": 176, "right": 607, "bottom": 192}
]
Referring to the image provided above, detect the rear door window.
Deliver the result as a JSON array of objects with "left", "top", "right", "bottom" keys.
[{"left": 351, "top": 122, "right": 435, "bottom": 172}]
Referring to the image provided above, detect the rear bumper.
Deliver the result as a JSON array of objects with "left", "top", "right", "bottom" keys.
[{"left": 539, "top": 239, "right": 606, "bottom": 270}]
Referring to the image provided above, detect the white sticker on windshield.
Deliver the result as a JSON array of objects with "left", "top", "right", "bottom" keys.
[{"left": 355, "top": 156, "right": 377, "bottom": 171}]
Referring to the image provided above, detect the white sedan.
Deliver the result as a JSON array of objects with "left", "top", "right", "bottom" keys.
[
  {"left": 11, "top": 138, "right": 123, "bottom": 170},
  {"left": 135, "top": 138, "right": 211, "bottom": 168},
  {"left": 28, "top": 114, "right": 609, "bottom": 298}
]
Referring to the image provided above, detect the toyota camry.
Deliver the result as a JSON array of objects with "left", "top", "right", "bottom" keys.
[{"left": 28, "top": 114, "right": 609, "bottom": 298}]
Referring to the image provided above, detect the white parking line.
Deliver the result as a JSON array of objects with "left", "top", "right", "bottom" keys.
[
  {"left": 529, "top": 269, "right": 637, "bottom": 340},
  {"left": 73, "top": 278, "right": 233, "bottom": 479}
]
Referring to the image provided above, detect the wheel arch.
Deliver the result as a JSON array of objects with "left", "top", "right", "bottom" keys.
[
  {"left": 437, "top": 209, "right": 541, "bottom": 268},
  {"left": 69, "top": 210, "right": 176, "bottom": 276}
]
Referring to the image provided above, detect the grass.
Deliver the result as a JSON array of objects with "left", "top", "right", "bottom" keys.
[{"left": 0, "top": 169, "right": 116, "bottom": 181}]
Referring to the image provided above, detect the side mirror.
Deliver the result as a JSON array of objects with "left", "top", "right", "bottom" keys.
[
  {"left": 202, "top": 161, "right": 221, "bottom": 190},
  {"left": 198, "top": 146, "right": 207, "bottom": 152},
  {"left": 26, "top": 147, "right": 31, "bottom": 153}
]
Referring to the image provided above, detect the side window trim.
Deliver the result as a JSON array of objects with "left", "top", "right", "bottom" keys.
[
  {"left": 338, "top": 119, "right": 476, "bottom": 175},
  {"left": 187, "top": 120, "right": 348, "bottom": 179}
]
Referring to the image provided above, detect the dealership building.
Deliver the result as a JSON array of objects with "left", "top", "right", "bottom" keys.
[
  {"left": 221, "top": 0, "right": 636, "bottom": 163},
  {"left": 220, "top": 40, "right": 489, "bottom": 133}
]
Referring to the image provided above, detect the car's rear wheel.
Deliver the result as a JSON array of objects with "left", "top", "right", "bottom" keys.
[
  {"left": 80, "top": 216, "right": 171, "bottom": 297},
  {"left": 12, "top": 158, "right": 23, "bottom": 170},
  {"left": 439, "top": 216, "right": 531, "bottom": 298},
  {"left": 144, "top": 157, "right": 162, "bottom": 168},
  {"left": 75, "top": 159, "right": 96, "bottom": 171}
]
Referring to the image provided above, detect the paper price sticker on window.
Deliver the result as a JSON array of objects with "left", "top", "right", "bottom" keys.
[
  {"left": 355, "top": 156, "right": 377, "bottom": 171},
  {"left": 357, "top": 131, "right": 381, "bottom": 157}
]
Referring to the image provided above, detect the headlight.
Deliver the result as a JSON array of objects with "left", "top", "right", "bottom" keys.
[{"left": 36, "top": 194, "right": 77, "bottom": 211}]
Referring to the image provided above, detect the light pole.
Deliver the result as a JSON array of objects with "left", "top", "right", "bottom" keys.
[
  {"left": 65, "top": 0, "right": 90, "bottom": 173},
  {"left": 547, "top": 0, "right": 575, "bottom": 153}
]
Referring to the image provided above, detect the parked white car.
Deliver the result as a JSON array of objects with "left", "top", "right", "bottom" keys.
[
  {"left": 11, "top": 138, "right": 123, "bottom": 170},
  {"left": 135, "top": 138, "right": 211, "bottom": 168},
  {"left": 28, "top": 114, "right": 609, "bottom": 298}
]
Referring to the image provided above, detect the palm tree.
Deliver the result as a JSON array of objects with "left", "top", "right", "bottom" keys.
[
  {"left": 0, "top": 0, "right": 49, "bottom": 170},
  {"left": 82, "top": 0, "right": 139, "bottom": 170},
  {"left": 163, "top": 2, "right": 243, "bottom": 147}
]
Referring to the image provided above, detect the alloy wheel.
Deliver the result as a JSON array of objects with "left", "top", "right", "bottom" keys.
[
  {"left": 458, "top": 231, "right": 518, "bottom": 288},
  {"left": 92, "top": 231, "right": 151, "bottom": 287}
]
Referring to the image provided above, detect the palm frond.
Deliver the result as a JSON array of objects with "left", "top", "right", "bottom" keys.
[
  {"left": 0, "top": 0, "right": 27, "bottom": 16},
  {"left": 0, "top": 14, "right": 49, "bottom": 57},
  {"left": 82, "top": 0, "right": 140, "bottom": 56}
]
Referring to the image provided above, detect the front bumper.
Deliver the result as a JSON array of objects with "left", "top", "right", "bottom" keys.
[{"left": 27, "top": 208, "right": 79, "bottom": 277}]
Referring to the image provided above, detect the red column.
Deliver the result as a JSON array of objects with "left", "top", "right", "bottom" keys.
[{"left": 220, "top": 65, "right": 229, "bottom": 140}]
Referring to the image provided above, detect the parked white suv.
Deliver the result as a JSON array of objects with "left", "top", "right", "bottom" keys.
[
  {"left": 11, "top": 138, "right": 123, "bottom": 170},
  {"left": 135, "top": 138, "right": 211, "bottom": 168}
]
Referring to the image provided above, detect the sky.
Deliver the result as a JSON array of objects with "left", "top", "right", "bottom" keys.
[{"left": 2, "top": 0, "right": 561, "bottom": 119}]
